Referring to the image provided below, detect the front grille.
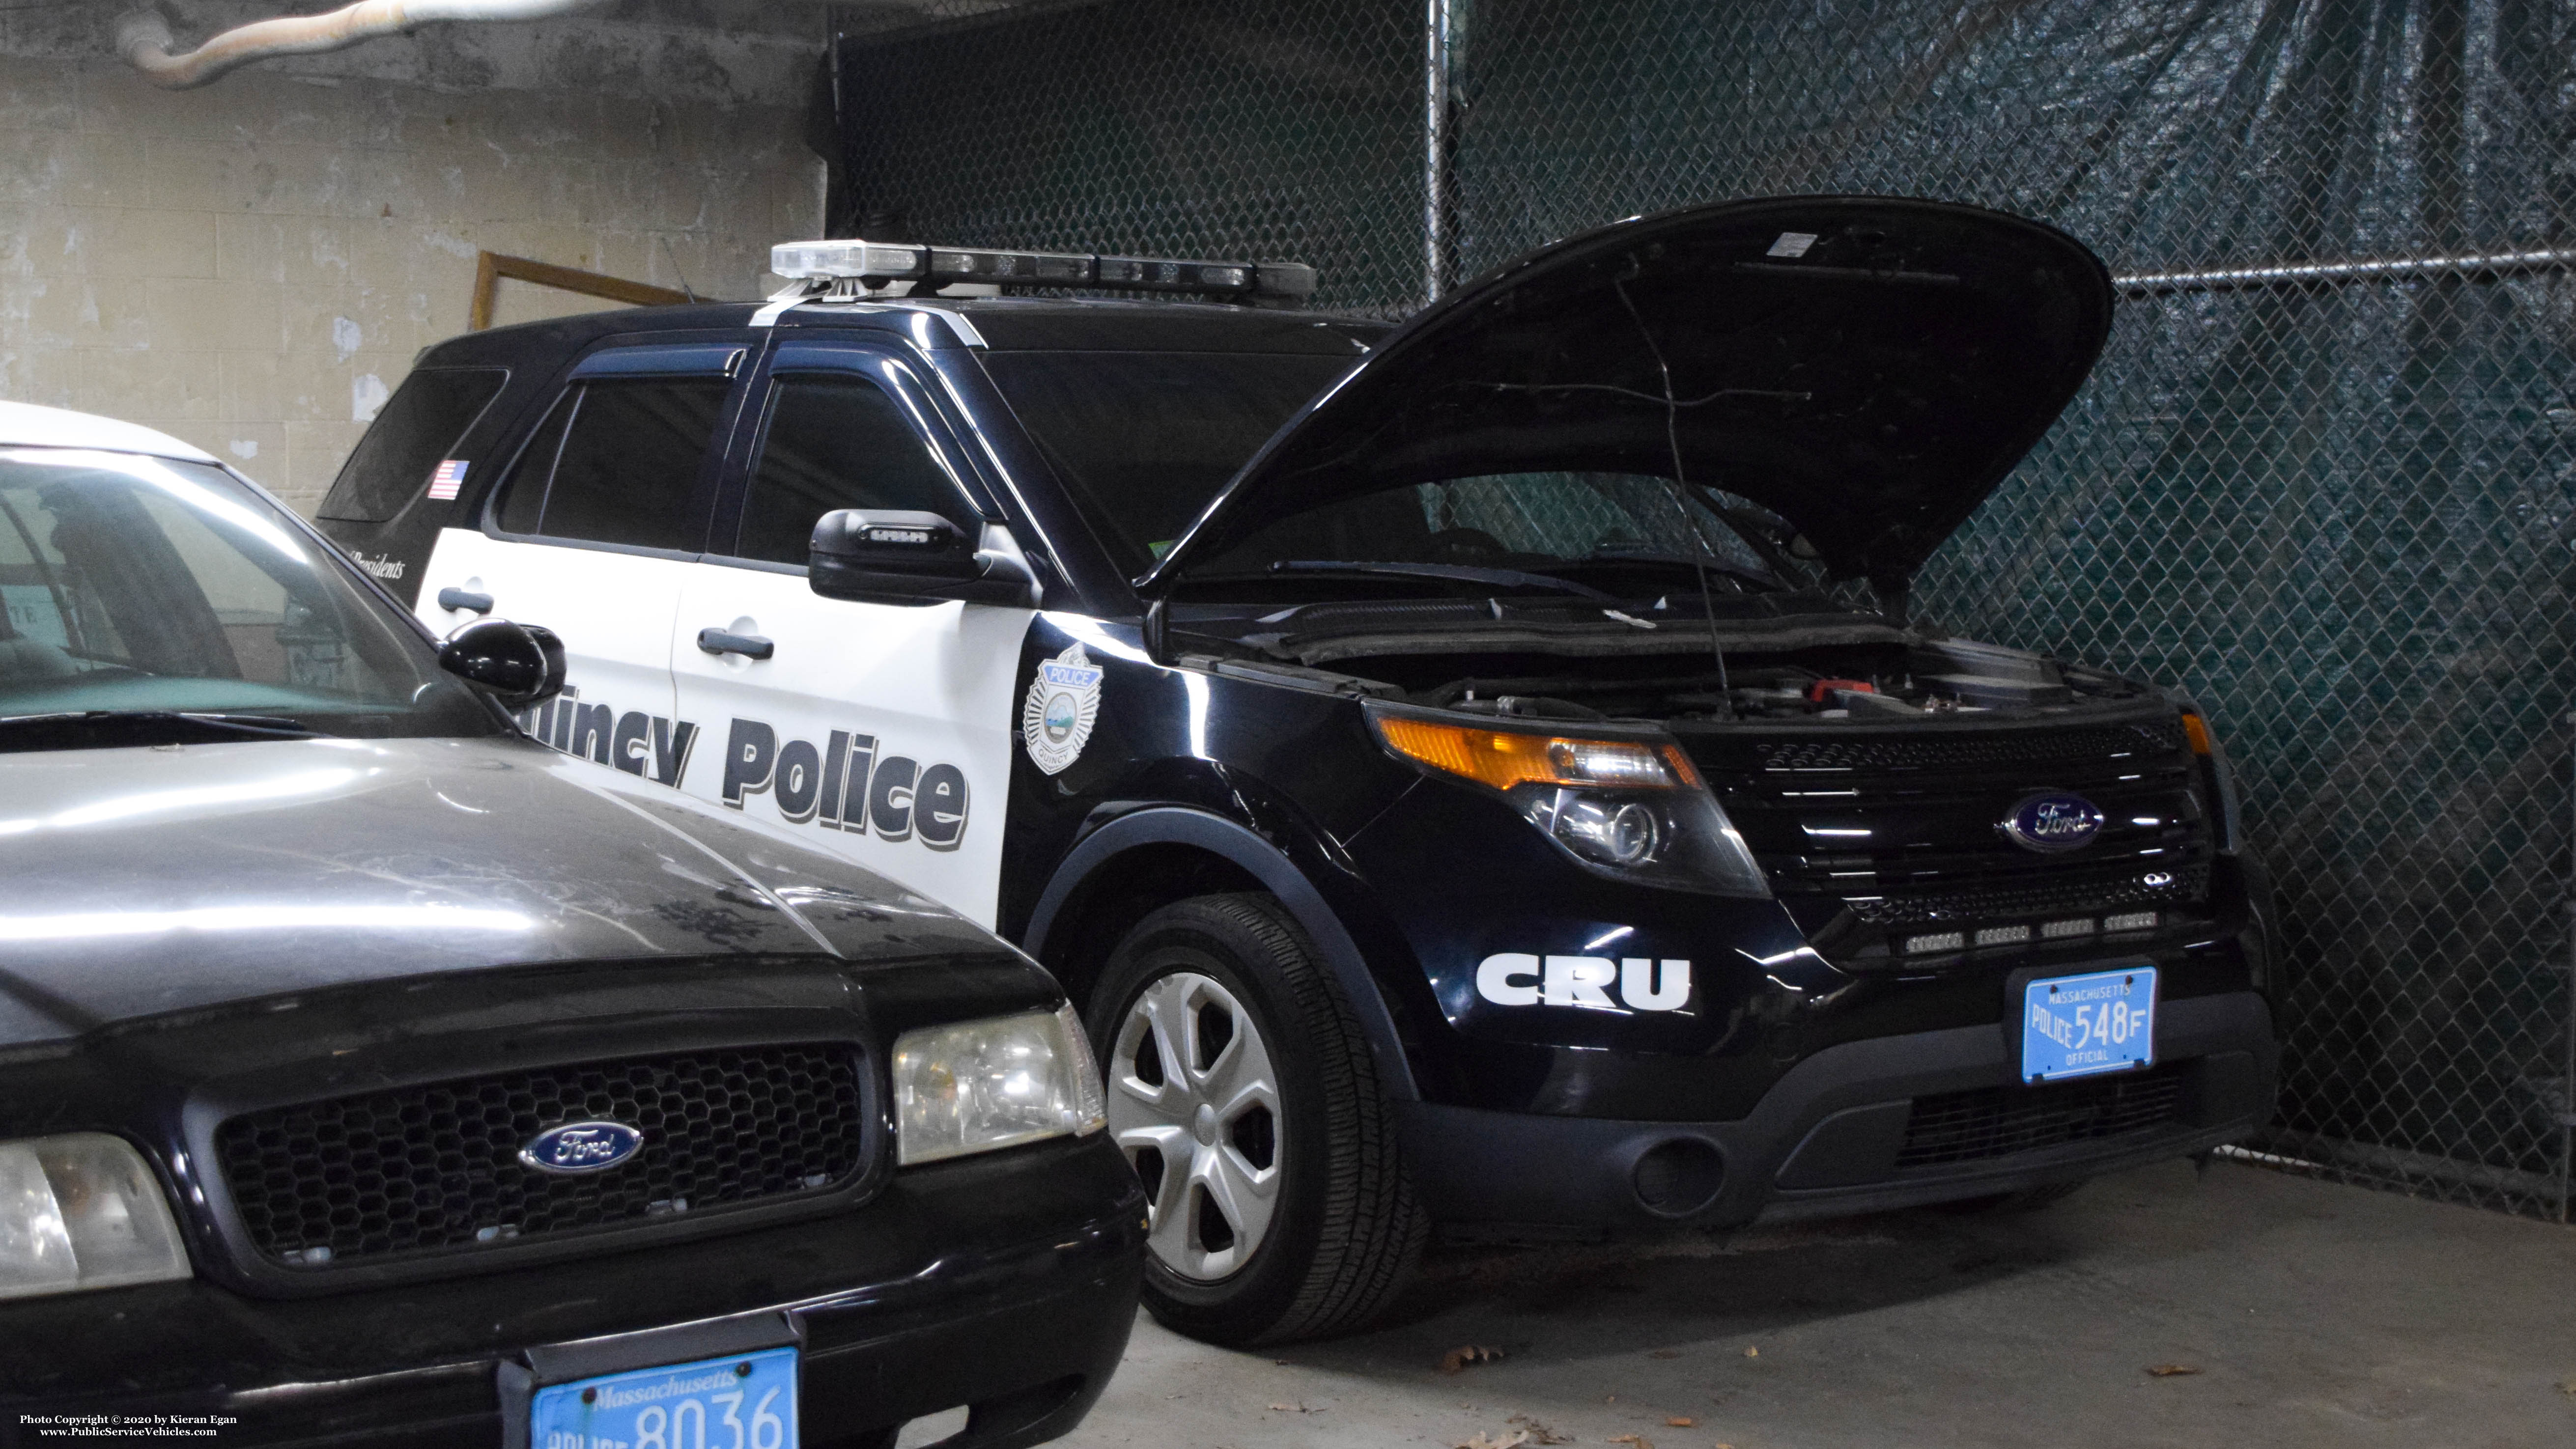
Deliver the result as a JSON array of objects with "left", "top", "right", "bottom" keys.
[
  {"left": 1844, "top": 864, "right": 2209, "bottom": 927},
  {"left": 1686, "top": 713, "right": 2216, "bottom": 966},
  {"left": 1896, "top": 1064, "right": 2187, "bottom": 1169},
  {"left": 216, "top": 1044, "right": 866, "bottom": 1268},
  {"left": 1752, "top": 720, "right": 2185, "bottom": 775}
]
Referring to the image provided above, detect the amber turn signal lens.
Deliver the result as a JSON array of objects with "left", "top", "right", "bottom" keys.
[
  {"left": 2179, "top": 711, "right": 2214, "bottom": 755},
  {"left": 1370, "top": 715, "right": 1700, "bottom": 791}
]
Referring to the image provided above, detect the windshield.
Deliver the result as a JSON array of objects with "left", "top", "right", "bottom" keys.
[
  {"left": 0, "top": 448, "right": 497, "bottom": 746},
  {"left": 1207, "top": 470, "right": 1789, "bottom": 574},
  {"left": 979, "top": 349, "right": 1358, "bottom": 573}
]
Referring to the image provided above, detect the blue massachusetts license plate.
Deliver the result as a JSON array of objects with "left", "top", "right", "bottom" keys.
[
  {"left": 2020, "top": 966, "right": 2157, "bottom": 1082},
  {"left": 531, "top": 1345, "right": 798, "bottom": 1449}
]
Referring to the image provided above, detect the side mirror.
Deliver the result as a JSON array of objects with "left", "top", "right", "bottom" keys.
[
  {"left": 809, "top": 509, "right": 1039, "bottom": 608},
  {"left": 438, "top": 619, "right": 566, "bottom": 709}
]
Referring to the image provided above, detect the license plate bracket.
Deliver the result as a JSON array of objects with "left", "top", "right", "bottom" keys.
[
  {"left": 499, "top": 1310, "right": 801, "bottom": 1449},
  {"left": 2017, "top": 965, "right": 2158, "bottom": 1083},
  {"left": 530, "top": 1346, "right": 799, "bottom": 1449}
]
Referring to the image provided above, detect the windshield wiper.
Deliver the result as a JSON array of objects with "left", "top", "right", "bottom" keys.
[
  {"left": 1571, "top": 546, "right": 1790, "bottom": 592},
  {"left": 0, "top": 710, "right": 325, "bottom": 743},
  {"left": 1267, "top": 559, "right": 1621, "bottom": 603}
]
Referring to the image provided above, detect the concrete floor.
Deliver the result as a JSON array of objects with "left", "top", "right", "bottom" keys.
[{"left": 1062, "top": 1159, "right": 2576, "bottom": 1449}]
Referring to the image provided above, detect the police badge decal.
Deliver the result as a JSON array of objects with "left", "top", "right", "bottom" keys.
[{"left": 1021, "top": 642, "right": 1103, "bottom": 775}]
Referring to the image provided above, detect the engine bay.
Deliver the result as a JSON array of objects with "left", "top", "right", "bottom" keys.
[{"left": 1174, "top": 595, "right": 2151, "bottom": 724}]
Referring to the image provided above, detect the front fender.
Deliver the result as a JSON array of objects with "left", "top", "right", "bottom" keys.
[{"left": 1024, "top": 803, "right": 1423, "bottom": 1102}]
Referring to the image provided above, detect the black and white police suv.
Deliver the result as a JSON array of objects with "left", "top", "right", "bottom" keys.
[
  {"left": 317, "top": 196, "right": 2278, "bottom": 1347},
  {"left": 0, "top": 402, "right": 1142, "bottom": 1447}
]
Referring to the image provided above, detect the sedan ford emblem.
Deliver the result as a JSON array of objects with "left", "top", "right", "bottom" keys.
[
  {"left": 2002, "top": 791, "right": 2104, "bottom": 854},
  {"left": 519, "top": 1120, "right": 644, "bottom": 1175}
]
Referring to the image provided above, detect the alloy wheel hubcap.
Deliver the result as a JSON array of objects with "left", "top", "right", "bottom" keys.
[{"left": 1108, "top": 971, "right": 1282, "bottom": 1282}]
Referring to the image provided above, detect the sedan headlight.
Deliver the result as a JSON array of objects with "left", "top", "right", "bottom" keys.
[
  {"left": 0, "top": 1134, "right": 190, "bottom": 1302},
  {"left": 1369, "top": 711, "right": 1769, "bottom": 896},
  {"left": 893, "top": 1004, "right": 1107, "bottom": 1166}
]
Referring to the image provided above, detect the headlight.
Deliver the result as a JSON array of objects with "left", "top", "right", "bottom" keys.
[
  {"left": 893, "top": 1004, "right": 1107, "bottom": 1166},
  {"left": 0, "top": 1134, "right": 190, "bottom": 1302},
  {"left": 1369, "top": 712, "right": 1769, "bottom": 896}
]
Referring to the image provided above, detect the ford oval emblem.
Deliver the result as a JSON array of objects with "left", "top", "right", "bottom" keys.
[
  {"left": 2002, "top": 791, "right": 2104, "bottom": 854},
  {"left": 519, "top": 1120, "right": 645, "bottom": 1175}
]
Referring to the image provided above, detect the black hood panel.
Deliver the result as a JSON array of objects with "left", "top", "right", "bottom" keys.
[
  {"left": 0, "top": 737, "right": 1004, "bottom": 1047},
  {"left": 1148, "top": 195, "right": 2113, "bottom": 589}
]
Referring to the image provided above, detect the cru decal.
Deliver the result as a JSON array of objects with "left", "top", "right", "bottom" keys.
[
  {"left": 720, "top": 719, "right": 970, "bottom": 852},
  {"left": 1020, "top": 642, "right": 1102, "bottom": 776},
  {"left": 1474, "top": 953, "right": 1692, "bottom": 1012},
  {"left": 517, "top": 693, "right": 697, "bottom": 786}
]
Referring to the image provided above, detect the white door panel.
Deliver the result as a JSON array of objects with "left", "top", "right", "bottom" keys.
[
  {"left": 669, "top": 565, "right": 1028, "bottom": 927},
  {"left": 417, "top": 527, "right": 694, "bottom": 783}
]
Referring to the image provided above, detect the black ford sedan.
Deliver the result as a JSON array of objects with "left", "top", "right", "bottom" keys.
[{"left": 0, "top": 402, "right": 1143, "bottom": 1448}]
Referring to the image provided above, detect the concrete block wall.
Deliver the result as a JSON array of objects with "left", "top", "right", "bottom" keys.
[{"left": 0, "top": 2, "right": 831, "bottom": 514}]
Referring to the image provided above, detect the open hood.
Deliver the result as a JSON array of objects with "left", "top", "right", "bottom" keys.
[{"left": 1142, "top": 195, "right": 2113, "bottom": 593}]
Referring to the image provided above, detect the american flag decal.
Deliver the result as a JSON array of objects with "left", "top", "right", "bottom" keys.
[{"left": 426, "top": 459, "right": 468, "bottom": 501}]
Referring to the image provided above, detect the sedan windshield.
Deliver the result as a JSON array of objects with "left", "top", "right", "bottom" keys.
[{"left": 0, "top": 448, "right": 496, "bottom": 747}]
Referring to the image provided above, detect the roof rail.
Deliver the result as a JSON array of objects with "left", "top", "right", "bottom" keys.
[{"left": 769, "top": 240, "right": 1317, "bottom": 308}]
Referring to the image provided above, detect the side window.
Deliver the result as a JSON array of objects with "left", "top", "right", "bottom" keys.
[
  {"left": 491, "top": 377, "right": 730, "bottom": 552},
  {"left": 316, "top": 367, "right": 508, "bottom": 523},
  {"left": 732, "top": 373, "right": 977, "bottom": 566},
  {"left": 494, "top": 390, "right": 573, "bottom": 536}
]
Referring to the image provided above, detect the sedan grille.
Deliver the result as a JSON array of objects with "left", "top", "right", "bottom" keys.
[
  {"left": 216, "top": 1044, "right": 866, "bottom": 1268},
  {"left": 1895, "top": 1064, "right": 2187, "bottom": 1169}
]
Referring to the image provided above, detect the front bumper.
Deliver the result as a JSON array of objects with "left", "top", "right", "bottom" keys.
[
  {"left": 1398, "top": 990, "right": 2275, "bottom": 1234},
  {"left": 0, "top": 1136, "right": 1146, "bottom": 1449}
]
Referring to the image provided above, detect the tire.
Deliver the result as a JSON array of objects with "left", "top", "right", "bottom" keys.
[
  {"left": 1084, "top": 893, "right": 1427, "bottom": 1345},
  {"left": 1933, "top": 1177, "right": 2090, "bottom": 1215}
]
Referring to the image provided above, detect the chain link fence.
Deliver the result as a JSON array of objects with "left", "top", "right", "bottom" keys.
[{"left": 836, "top": 0, "right": 2576, "bottom": 1221}]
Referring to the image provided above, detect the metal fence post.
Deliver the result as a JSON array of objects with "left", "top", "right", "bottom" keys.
[{"left": 1422, "top": 0, "right": 1456, "bottom": 304}]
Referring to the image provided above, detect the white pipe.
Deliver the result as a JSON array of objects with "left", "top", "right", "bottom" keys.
[{"left": 118, "top": 1, "right": 609, "bottom": 90}]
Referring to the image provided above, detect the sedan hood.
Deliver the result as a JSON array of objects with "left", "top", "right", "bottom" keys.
[
  {"left": 1144, "top": 195, "right": 2114, "bottom": 591},
  {"left": 0, "top": 737, "right": 998, "bottom": 1046}
]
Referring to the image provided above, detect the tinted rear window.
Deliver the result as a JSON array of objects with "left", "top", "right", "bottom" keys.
[
  {"left": 316, "top": 368, "right": 508, "bottom": 523},
  {"left": 492, "top": 378, "right": 728, "bottom": 553}
]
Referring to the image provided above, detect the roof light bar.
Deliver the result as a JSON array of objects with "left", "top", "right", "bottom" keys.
[{"left": 770, "top": 239, "right": 1317, "bottom": 306}]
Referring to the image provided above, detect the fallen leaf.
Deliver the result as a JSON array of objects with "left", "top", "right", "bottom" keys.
[
  {"left": 1442, "top": 1345, "right": 1506, "bottom": 1374},
  {"left": 1607, "top": 1435, "right": 1655, "bottom": 1449},
  {"left": 1455, "top": 1434, "right": 1529, "bottom": 1449},
  {"left": 1665, "top": 1418, "right": 1695, "bottom": 1427},
  {"left": 2558, "top": 1376, "right": 2576, "bottom": 1397},
  {"left": 2146, "top": 1364, "right": 2202, "bottom": 1378},
  {"left": 1647, "top": 1349, "right": 1682, "bottom": 1360},
  {"left": 1743, "top": 1346, "right": 1760, "bottom": 1358},
  {"left": 1267, "top": 1402, "right": 1319, "bottom": 1413}
]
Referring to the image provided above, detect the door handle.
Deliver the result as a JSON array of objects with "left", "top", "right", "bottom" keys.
[
  {"left": 437, "top": 587, "right": 494, "bottom": 614},
  {"left": 697, "top": 627, "right": 775, "bottom": 661}
]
